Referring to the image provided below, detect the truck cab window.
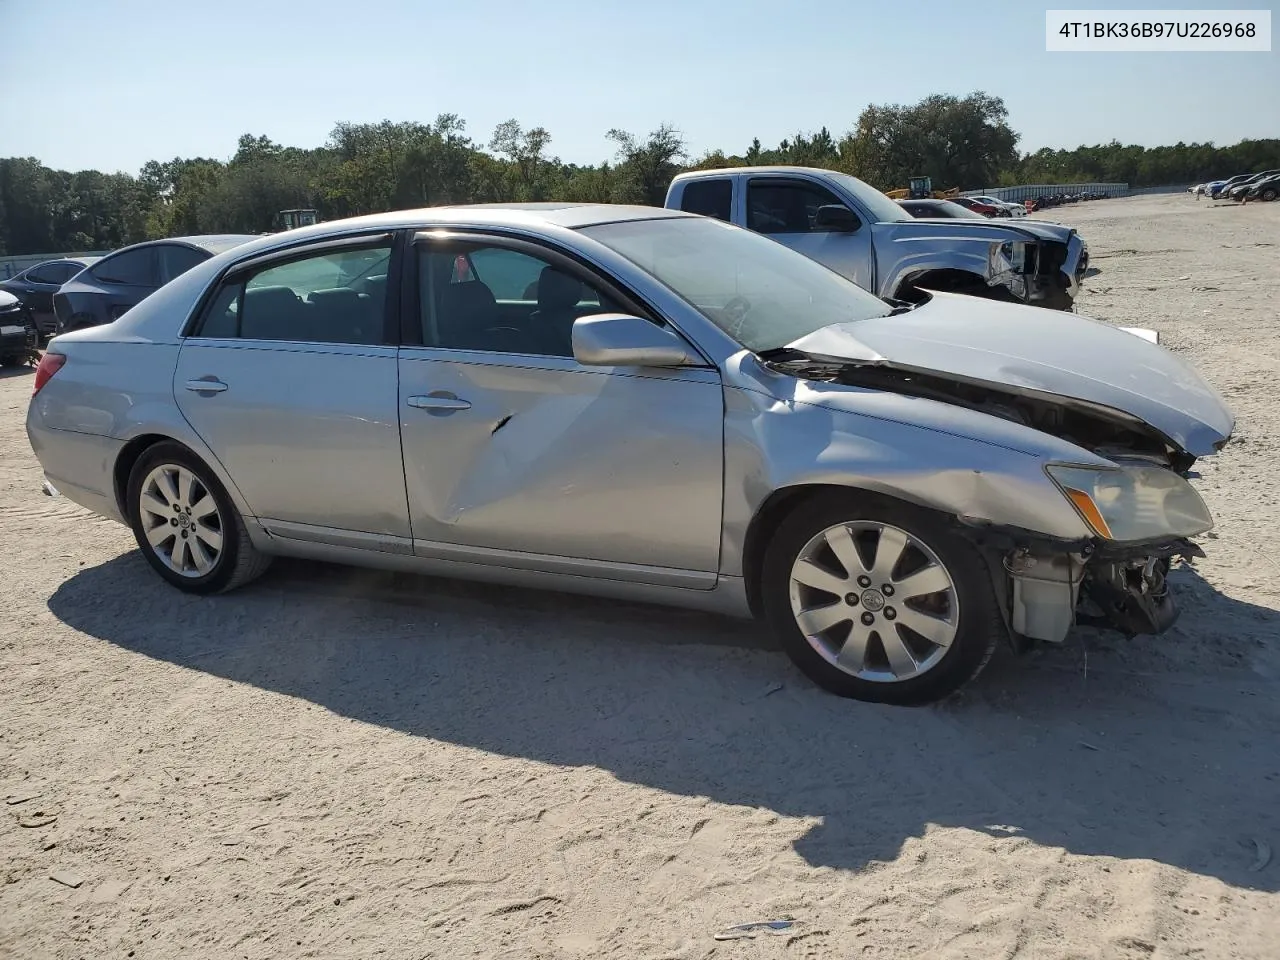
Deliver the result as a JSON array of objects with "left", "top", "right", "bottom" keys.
[{"left": 679, "top": 179, "right": 732, "bottom": 222}]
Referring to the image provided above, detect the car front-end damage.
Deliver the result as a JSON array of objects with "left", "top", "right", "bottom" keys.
[
  {"left": 986, "top": 227, "right": 1088, "bottom": 310},
  {"left": 884, "top": 219, "right": 1088, "bottom": 311},
  {"left": 765, "top": 302, "right": 1233, "bottom": 651}
]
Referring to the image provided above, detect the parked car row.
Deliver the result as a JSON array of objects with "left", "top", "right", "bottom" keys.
[
  {"left": 1191, "top": 170, "right": 1280, "bottom": 201},
  {"left": 1026, "top": 192, "right": 1109, "bottom": 212},
  {"left": 0, "top": 237, "right": 257, "bottom": 344}
]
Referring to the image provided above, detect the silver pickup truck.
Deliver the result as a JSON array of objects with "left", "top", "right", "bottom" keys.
[{"left": 664, "top": 166, "right": 1089, "bottom": 310}]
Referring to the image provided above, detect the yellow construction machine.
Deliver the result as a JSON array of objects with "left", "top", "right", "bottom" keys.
[{"left": 885, "top": 176, "right": 960, "bottom": 201}]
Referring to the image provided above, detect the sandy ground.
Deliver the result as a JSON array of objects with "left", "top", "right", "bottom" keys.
[{"left": 1, "top": 194, "right": 1278, "bottom": 959}]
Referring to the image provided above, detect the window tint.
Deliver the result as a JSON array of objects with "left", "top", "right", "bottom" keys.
[
  {"left": 26, "top": 263, "right": 63, "bottom": 284},
  {"left": 157, "top": 245, "right": 208, "bottom": 283},
  {"left": 420, "top": 241, "right": 620, "bottom": 358},
  {"left": 679, "top": 179, "right": 733, "bottom": 222},
  {"left": 52, "top": 262, "right": 82, "bottom": 283},
  {"left": 747, "top": 180, "right": 849, "bottom": 234},
  {"left": 94, "top": 248, "right": 156, "bottom": 286},
  {"left": 197, "top": 244, "right": 391, "bottom": 344}
]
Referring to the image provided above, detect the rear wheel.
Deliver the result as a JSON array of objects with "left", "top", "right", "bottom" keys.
[
  {"left": 761, "top": 494, "right": 1002, "bottom": 705},
  {"left": 126, "top": 442, "right": 271, "bottom": 594}
]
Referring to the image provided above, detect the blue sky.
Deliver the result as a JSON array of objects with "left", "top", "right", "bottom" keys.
[{"left": 1, "top": 0, "right": 1276, "bottom": 174}]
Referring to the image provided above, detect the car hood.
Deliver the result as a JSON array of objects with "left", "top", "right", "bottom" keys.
[
  {"left": 885, "top": 216, "right": 1074, "bottom": 245},
  {"left": 785, "top": 291, "right": 1234, "bottom": 457}
]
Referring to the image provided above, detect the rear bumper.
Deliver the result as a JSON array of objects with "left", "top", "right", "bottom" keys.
[{"left": 25, "top": 414, "right": 126, "bottom": 524}]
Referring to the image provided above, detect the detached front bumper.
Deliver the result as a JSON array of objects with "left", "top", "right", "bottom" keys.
[{"left": 962, "top": 522, "right": 1203, "bottom": 647}]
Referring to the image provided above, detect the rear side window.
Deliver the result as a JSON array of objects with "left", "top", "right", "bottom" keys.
[
  {"left": 679, "top": 179, "right": 732, "bottom": 222},
  {"left": 196, "top": 243, "right": 392, "bottom": 345},
  {"left": 157, "top": 245, "right": 208, "bottom": 284},
  {"left": 94, "top": 248, "right": 156, "bottom": 286}
]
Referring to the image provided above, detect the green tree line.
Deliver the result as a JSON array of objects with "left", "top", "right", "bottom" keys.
[{"left": 1, "top": 92, "right": 1276, "bottom": 256}]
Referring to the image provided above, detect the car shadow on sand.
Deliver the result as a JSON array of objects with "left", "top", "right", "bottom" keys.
[{"left": 48, "top": 553, "right": 1279, "bottom": 891}]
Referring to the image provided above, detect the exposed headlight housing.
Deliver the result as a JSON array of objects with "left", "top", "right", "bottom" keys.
[{"left": 1046, "top": 463, "right": 1214, "bottom": 541}]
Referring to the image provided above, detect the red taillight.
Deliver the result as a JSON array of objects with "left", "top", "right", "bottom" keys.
[{"left": 32, "top": 353, "right": 66, "bottom": 396}]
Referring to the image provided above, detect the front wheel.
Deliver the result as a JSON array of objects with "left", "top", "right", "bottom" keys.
[
  {"left": 761, "top": 494, "right": 1003, "bottom": 705},
  {"left": 126, "top": 442, "right": 271, "bottom": 594},
  {"left": 1261, "top": 188, "right": 1278, "bottom": 202}
]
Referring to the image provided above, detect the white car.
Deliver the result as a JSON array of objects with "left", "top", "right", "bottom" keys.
[{"left": 971, "top": 195, "right": 1027, "bottom": 218}]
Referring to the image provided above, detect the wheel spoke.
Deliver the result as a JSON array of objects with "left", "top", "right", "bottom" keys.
[
  {"left": 869, "top": 526, "right": 909, "bottom": 584},
  {"left": 896, "top": 607, "right": 955, "bottom": 648},
  {"left": 145, "top": 522, "right": 173, "bottom": 548},
  {"left": 191, "top": 495, "right": 219, "bottom": 521},
  {"left": 881, "top": 628, "right": 919, "bottom": 677},
  {"left": 791, "top": 559, "right": 849, "bottom": 597},
  {"left": 139, "top": 493, "right": 170, "bottom": 520},
  {"left": 824, "top": 523, "right": 868, "bottom": 579},
  {"left": 188, "top": 536, "right": 214, "bottom": 574},
  {"left": 154, "top": 469, "right": 180, "bottom": 507},
  {"left": 835, "top": 623, "right": 871, "bottom": 673},
  {"left": 177, "top": 469, "right": 193, "bottom": 509},
  {"left": 169, "top": 536, "right": 188, "bottom": 572},
  {"left": 893, "top": 563, "right": 952, "bottom": 600},
  {"left": 194, "top": 524, "right": 223, "bottom": 552},
  {"left": 795, "top": 601, "right": 852, "bottom": 637}
]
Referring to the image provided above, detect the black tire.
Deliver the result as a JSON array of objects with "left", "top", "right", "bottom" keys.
[
  {"left": 126, "top": 441, "right": 271, "bottom": 594},
  {"left": 760, "top": 493, "right": 1003, "bottom": 706},
  {"left": 1261, "top": 188, "right": 1278, "bottom": 203},
  {"left": 0, "top": 354, "right": 22, "bottom": 367}
]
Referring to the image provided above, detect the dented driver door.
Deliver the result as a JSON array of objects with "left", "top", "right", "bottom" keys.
[{"left": 396, "top": 350, "right": 724, "bottom": 587}]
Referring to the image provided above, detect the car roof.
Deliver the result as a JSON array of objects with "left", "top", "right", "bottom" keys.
[
  {"left": 671, "top": 165, "right": 841, "bottom": 179},
  {"left": 171, "top": 203, "right": 697, "bottom": 266},
  {"left": 99, "top": 234, "right": 260, "bottom": 258}
]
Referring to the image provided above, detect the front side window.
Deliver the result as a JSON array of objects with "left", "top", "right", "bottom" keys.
[
  {"left": 94, "top": 248, "right": 156, "bottom": 287},
  {"left": 581, "top": 216, "right": 892, "bottom": 353},
  {"left": 198, "top": 244, "right": 391, "bottom": 344},
  {"left": 746, "top": 180, "right": 848, "bottom": 235},
  {"left": 26, "top": 263, "right": 63, "bottom": 284},
  {"left": 419, "top": 240, "right": 620, "bottom": 358}
]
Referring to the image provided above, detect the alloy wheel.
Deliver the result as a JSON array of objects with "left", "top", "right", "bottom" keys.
[
  {"left": 787, "top": 520, "right": 959, "bottom": 682},
  {"left": 137, "top": 463, "right": 224, "bottom": 578}
]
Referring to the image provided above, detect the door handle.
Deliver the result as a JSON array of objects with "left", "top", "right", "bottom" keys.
[
  {"left": 185, "top": 378, "right": 228, "bottom": 394},
  {"left": 407, "top": 392, "right": 471, "bottom": 412}
]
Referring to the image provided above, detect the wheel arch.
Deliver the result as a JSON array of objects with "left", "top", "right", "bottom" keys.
[
  {"left": 893, "top": 267, "right": 992, "bottom": 302},
  {"left": 740, "top": 482, "right": 961, "bottom": 619},
  {"left": 112, "top": 428, "right": 256, "bottom": 527}
]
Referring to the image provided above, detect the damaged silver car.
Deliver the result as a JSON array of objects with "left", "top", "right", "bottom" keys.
[{"left": 26, "top": 205, "right": 1233, "bottom": 705}]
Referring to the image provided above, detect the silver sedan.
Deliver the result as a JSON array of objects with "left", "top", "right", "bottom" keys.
[{"left": 26, "top": 204, "right": 1234, "bottom": 705}]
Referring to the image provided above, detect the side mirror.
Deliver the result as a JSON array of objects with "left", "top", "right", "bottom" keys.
[
  {"left": 815, "top": 204, "right": 860, "bottom": 232},
  {"left": 572, "top": 314, "right": 703, "bottom": 368}
]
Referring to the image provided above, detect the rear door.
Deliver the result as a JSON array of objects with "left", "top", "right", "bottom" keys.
[
  {"left": 744, "top": 176, "right": 876, "bottom": 291},
  {"left": 174, "top": 233, "right": 411, "bottom": 549}
]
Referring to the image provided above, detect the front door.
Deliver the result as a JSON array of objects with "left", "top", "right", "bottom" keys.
[
  {"left": 398, "top": 233, "right": 724, "bottom": 586},
  {"left": 745, "top": 176, "right": 876, "bottom": 292},
  {"left": 174, "top": 236, "right": 410, "bottom": 547}
]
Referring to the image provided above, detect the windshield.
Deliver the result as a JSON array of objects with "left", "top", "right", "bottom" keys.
[
  {"left": 824, "top": 171, "right": 912, "bottom": 223},
  {"left": 580, "top": 216, "right": 892, "bottom": 352}
]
